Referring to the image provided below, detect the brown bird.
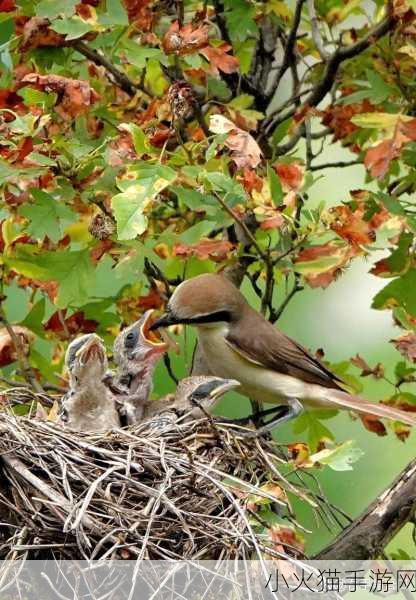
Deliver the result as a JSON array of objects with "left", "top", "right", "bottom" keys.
[
  {"left": 150, "top": 273, "right": 416, "bottom": 436},
  {"left": 109, "top": 310, "right": 173, "bottom": 425},
  {"left": 60, "top": 334, "right": 120, "bottom": 432}
]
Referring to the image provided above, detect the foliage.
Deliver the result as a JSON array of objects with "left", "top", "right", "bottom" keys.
[{"left": 0, "top": 0, "right": 416, "bottom": 453}]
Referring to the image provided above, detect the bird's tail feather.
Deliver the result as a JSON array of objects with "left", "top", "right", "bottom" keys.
[{"left": 322, "top": 389, "right": 416, "bottom": 427}]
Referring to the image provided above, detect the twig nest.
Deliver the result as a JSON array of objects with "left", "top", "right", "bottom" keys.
[{"left": 0, "top": 402, "right": 327, "bottom": 562}]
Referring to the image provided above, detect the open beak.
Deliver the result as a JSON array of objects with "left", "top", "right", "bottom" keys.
[
  {"left": 198, "top": 378, "right": 240, "bottom": 401},
  {"left": 139, "top": 310, "right": 179, "bottom": 354},
  {"left": 76, "top": 334, "right": 106, "bottom": 365}
]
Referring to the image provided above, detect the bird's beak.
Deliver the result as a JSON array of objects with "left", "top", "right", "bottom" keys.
[
  {"left": 76, "top": 334, "right": 105, "bottom": 365},
  {"left": 198, "top": 378, "right": 240, "bottom": 401},
  {"left": 149, "top": 311, "right": 181, "bottom": 331}
]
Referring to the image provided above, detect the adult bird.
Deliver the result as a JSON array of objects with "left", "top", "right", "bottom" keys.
[
  {"left": 108, "top": 310, "right": 173, "bottom": 425},
  {"left": 150, "top": 273, "right": 416, "bottom": 436},
  {"left": 59, "top": 333, "right": 120, "bottom": 432}
]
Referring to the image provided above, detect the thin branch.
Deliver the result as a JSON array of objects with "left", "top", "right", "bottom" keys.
[
  {"left": 266, "top": 0, "right": 306, "bottom": 103},
  {"left": 315, "top": 459, "right": 416, "bottom": 559},
  {"left": 268, "top": 5, "right": 396, "bottom": 155},
  {"left": 212, "top": 192, "right": 268, "bottom": 262},
  {"left": 271, "top": 278, "right": 303, "bottom": 323},
  {"left": 70, "top": 40, "right": 148, "bottom": 98},
  {"left": 307, "top": 0, "right": 330, "bottom": 60},
  {"left": 310, "top": 158, "right": 361, "bottom": 171}
]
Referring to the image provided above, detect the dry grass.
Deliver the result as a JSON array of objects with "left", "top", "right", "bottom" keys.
[{"left": 0, "top": 387, "right": 345, "bottom": 562}]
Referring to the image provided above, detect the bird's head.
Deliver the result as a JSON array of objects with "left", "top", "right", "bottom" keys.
[
  {"left": 175, "top": 375, "right": 240, "bottom": 411},
  {"left": 113, "top": 310, "right": 173, "bottom": 376},
  {"left": 150, "top": 273, "right": 245, "bottom": 331},
  {"left": 65, "top": 333, "right": 108, "bottom": 387}
]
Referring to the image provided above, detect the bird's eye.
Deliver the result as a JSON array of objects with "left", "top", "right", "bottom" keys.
[{"left": 124, "top": 329, "right": 138, "bottom": 349}]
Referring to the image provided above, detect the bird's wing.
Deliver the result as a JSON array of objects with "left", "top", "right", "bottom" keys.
[{"left": 225, "top": 309, "right": 345, "bottom": 390}]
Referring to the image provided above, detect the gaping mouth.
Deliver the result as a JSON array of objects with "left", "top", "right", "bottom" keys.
[
  {"left": 141, "top": 310, "right": 179, "bottom": 353},
  {"left": 77, "top": 335, "right": 106, "bottom": 365}
]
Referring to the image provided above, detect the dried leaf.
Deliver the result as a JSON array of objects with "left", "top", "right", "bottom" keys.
[
  {"left": 392, "top": 333, "right": 416, "bottom": 362},
  {"left": 21, "top": 17, "right": 66, "bottom": 50},
  {"left": 44, "top": 310, "right": 97, "bottom": 340},
  {"left": 0, "top": 326, "right": 35, "bottom": 367},
  {"left": 174, "top": 239, "right": 234, "bottom": 261},
  {"left": 209, "top": 114, "right": 262, "bottom": 169},
  {"left": 22, "top": 73, "right": 99, "bottom": 120},
  {"left": 200, "top": 43, "right": 239, "bottom": 74},
  {"left": 274, "top": 162, "right": 304, "bottom": 192},
  {"left": 163, "top": 20, "right": 209, "bottom": 55},
  {"left": 359, "top": 414, "right": 387, "bottom": 436}
]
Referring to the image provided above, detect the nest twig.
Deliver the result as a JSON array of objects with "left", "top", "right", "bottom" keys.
[{"left": 0, "top": 387, "right": 341, "bottom": 563}]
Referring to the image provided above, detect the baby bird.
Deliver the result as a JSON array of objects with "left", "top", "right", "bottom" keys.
[
  {"left": 143, "top": 375, "right": 240, "bottom": 420},
  {"left": 109, "top": 310, "right": 172, "bottom": 425},
  {"left": 59, "top": 333, "right": 120, "bottom": 432}
]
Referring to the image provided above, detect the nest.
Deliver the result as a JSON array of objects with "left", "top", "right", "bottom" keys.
[{"left": 0, "top": 387, "right": 341, "bottom": 563}]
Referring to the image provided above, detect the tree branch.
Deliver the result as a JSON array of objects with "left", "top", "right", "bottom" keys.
[
  {"left": 266, "top": 0, "right": 305, "bottom": 104},
  {"left": 307, "top": 0, "right": 329, "bottom": 61},
  {"left": 70, "top": 40, "right": 148, "bottom": 98},
  {"left": 310, "top": 159, "right": 361, "bottom": 171},
  {"left": 315, "top": 459, "right": 416, "bottom": 559},
  {"left": 267, "top": 5, "right": 396, "bottom": 155}
]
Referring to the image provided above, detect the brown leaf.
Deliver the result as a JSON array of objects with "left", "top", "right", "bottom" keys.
[
  {"left": 0, "top": 326, "right": 35, "bottom": 367},
  {"left": 163, "top": 20, "right": 209, "bottom": 55},
  {"left": 209, "top": 114, "right": 262, "bottom": 169},
  {"left": 122, "top": 0, "right": 153, "bottom": 28},
  {"left": 274, "top": 162, "right": 304, "bottom": 192},
  {"left": 237, "top": 168, "right": 263, "bottom": 193},
  {"left": 138, "top": 287, "right": 165, "bottom": 310},
  {"left": 200, "top": 43, "right": 239, "bottom": 74},
  {"left": 260, "top": 214, "right": 285, "bottom": 230},
  {"left": 330, "top": 201, "right": 390, "bottom": 246},
  {"left": 364, "top": 118, "right": 416, "bottom": 179},
  {"left": 359, "top": 414, "right": 387, "bottom": 436},
  {"left": 22, "top": 73, "right": 99, "bottom": 120},
  {"left": 21, "top": 17, "right": 66, "bottom": 51},
  {"left": 174, "top": 239, "right": 234, "bottom": 261},
  {"left": 44, "top": 310, "right": 97, "bottom": 340},
  {"left": 392, "top": 333, "right": 416, "bottom": 362},
  {"left": 322, "top": 98, "right": 376, "bottom": 143},
  {"left": 295, "top": 242, "right": 355, "bottom": 289},
  {"left": 351, "top": 354, "right": 384, "bottom": 378}
]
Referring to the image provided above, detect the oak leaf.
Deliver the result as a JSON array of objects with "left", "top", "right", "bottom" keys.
[
  {"left": 209, "top": 114, "right": 262, "bottom": 169},
  {"left": 22, "top": 73, "right": 99, "bottom": 120},
  {"left": 44, "top": 310, "right": 97, "bottom": 340},
  {"left": 200, "top": 43, "right": 239, "bottom": 74}
]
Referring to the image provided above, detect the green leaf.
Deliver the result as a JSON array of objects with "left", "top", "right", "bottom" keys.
[
  {"left": 178, "top": 220, "right": 215, "bottom": 244},
  {"left": 310, "top": 440, "right": 364, "bottom": 472},
  {"left": 51, "top": 16, "right": 92, "bottom": 41},
  {"left": 202, "top": 171, "right": 246, "bottom": 204},
  {"left": 123, "top": 41, "right": 165, "bottom": 70},
  {"left": 20, "top": 298, "right": 46, "bottom": 336},
  {"left": 112, "top": 164, "right": 176, "bottom": 240},
  {"left": 292, "top": 411, "right": 335, "bottom": 451},
  {"left": 350, "top": 112, "right": 404, "bottom": 130},
  {"left": 18, "top": 86, "right": 57, "bottom": 108},
  {"left": 98, "top": 0, "right": 128, "bottom": 26},
  {"left": 120, "top": 123, "right": 148, "bottom": 155},
  {"left": 223, "top": 0, "right": 258, "bottom": 42},
  {"left": 18, "top": 189, "right": 75, "bottom": 243},
  {"left": 268, "top": 164, "right": 283, "bottom": 205},
  {"left": 364, "top": 69, "right": 395, "bottom": 103},
  {"left": 36, "top": 0, "right": 78, "bottom": 19},
  {"left": 372, "top": 268, "right": 416, "bottom": 316},
  {"left": 5, "top": 245, "right": 95, "bottom": 308},
  {"left": 228, "top": 94, "right": 254, "bottom": 109},
  {"left": 271, "top": 119, "right": 291, "bottom": 146}
]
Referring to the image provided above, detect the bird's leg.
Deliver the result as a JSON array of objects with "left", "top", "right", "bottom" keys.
[
  {"left": 232, "top": 399, "right": 303, "bottom": 438},
  {"left": 249, "top": 397, "right": 262, "bottom": 426},
  {"left": 216, "top": 404, "right": 288, "bottom": 426}
]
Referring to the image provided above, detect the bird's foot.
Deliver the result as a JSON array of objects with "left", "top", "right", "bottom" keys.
[{"left": 226, "top": 399, "right": 303, "bottom": 438}]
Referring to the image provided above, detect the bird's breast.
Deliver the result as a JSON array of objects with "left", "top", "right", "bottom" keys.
[{"left": 196, "top": 325, "right": 309, "bottom": 405}]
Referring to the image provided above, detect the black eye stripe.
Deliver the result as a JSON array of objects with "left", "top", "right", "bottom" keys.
[{"left": 184, "top": 310, "right": 231, "bottom": 325}]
